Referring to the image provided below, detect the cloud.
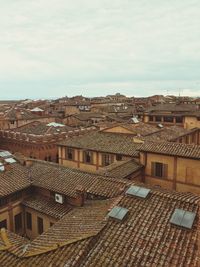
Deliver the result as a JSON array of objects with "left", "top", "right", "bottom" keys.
[{"left": 0, "top": 0, "right": 200, "bottom": 98}]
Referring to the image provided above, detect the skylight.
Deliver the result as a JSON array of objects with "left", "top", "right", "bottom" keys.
[
  {"left": 47, "top": 122, "right": 65, "bottom": 127},
  {"left": 108, "top": 206, "right": 129, "bottom": 221},
  {"left": 0, "top": 151, "right": 12, "bottom": 158},
  {"left": 5, "top": 158, "right": 16, "bottom": 164},
  {"left": 126, "top": 185, "right": 151, "bottom": 199},
  {"left": 170, "top": 209, "right": 196, "bottom": 229}
]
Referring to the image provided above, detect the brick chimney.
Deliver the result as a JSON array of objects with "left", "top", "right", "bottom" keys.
[
  {"left": 25, "top": 159, "right": 33, "bottom": 168},
  {"left": 74, "top": 186, "right": 86, "bottom": 207}
]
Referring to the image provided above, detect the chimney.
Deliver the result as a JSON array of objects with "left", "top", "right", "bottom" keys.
[
  {"left": 4, "top": 163, "right": 11, "bottom": 172},
  {"left": 75, "top": 186, "right": 86, "bottom": 207},
  {"left": 25, "top": 159, "right": 33, "bottom": 168}
]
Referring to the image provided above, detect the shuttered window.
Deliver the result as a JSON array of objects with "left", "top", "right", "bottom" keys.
[
  {"left": 15, "top": 213, "right": 22, "bottom": 232},
  {"left": 66, "top": 148, "right": 75, "bottom": 160},
  {"left": 83, "top": 151, "right": 93, "bottom": 164},
  {"left": 37, "top": 217, "right": 44, "bottom": 235},
  {"left": 151, "top": 162, "right": 168, "bottom": 178},
  {"left": 26, "top": 212, "right": 32, "bottom": 231},
  {"left": 102, "top": 154, "right": 114, "bottom": 167}
]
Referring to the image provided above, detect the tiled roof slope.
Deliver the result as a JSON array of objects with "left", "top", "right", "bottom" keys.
[
  {"left": 144, "top": 125, "right": 191, "bottom": 142},
  {"left": 3, "top": 108, "right": 41, "bottom": 120},
  {"left": 23, "top": 199, "right": 112, "bottom": 257},
  {"left": 0, "top": 186, "right": 199, "bottom": 266},
  {"left": 73, "top": 113, "right": 105, "bottom": 121},
  {"left": 29, "top": 160, "right": 128, "bottom": 198},
  {"left": 12, "top": 121, "right": 73, "bottom": 135},
  {"left": 58, "top": 131, "right": 142, "bottom": 156},
  {"left": 97, "top": 159, "right": 142, "bottom": 179},
  {"left": 81, "top": 188, "right": 200, "bottom": 267},
  {"left": 0, "top": 163, "right": 30, "bottom": 197},
  {"left": 146, "top": 103, "right": 198, "bottom": 112},
  {"left": 117, "top": 122, "right": 160, "bottom": 136},
  {"left": 139, "top": 142, "right": 200, "bottom": 159},
  {"left": 0, "top": 199, "right": 113, "bottom": 266},
  {"left": 22, "top": 196, "right": 72, "bottom": 219}
]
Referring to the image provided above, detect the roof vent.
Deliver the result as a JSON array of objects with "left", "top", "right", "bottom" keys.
[
  {"left": 126, "top": 185, "right": 150, "bottom": 199},
  {"left": 132, "top": 137, "right": 144, "bottom": 144},
  {"left": 170, "top": 208, "right": 196, "bottom": 229},
  {"left": 108, "top": 206, "right": 129, "bottom": 221},
  {"left": 157, "top": 124, "right": 164, "bottom": 128},
  {"left": 132, "top": 117, "right": 139, "bottom": 124}
]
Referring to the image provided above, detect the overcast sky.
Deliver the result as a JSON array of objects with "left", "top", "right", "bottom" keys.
[{"left": 0, "top": 0, "right": 200, "bottom": 99}]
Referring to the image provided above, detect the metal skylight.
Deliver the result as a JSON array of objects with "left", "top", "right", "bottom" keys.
[
  {"left": 0, "top": 151, "right": 12, "bottom": 158},
  {"left": 5, "top": 158, "right": 16, "bottom": 164},
  {"left": 126, "top": 185, "right": 151, "bottom": 199},
  {"left": 108, "top": 206, "right": 129, "bottom": 221},
  {"left": 170, "top": 208, "right": 196, "bottom": 229}
]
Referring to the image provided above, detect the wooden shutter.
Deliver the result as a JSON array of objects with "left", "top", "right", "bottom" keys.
[
  {"left": 90, "top": 152, "right": 93, "bottom": 164},
  {"left": 111, "top": 154, "right": 114, "bottom": 164},
  {"left": 163, "top": 164, "right": 168, "bottom": 178},
  {"left": 151, "top": 162, "right": 155, "bottom": 176}
]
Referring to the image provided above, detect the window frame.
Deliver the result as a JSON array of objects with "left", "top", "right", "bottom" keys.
[
  {"left": 37, "top": 216, "right": 44, "bottom": 235},
  {"left": 26, "top": 212, "right": 32, "bottom": 231}
]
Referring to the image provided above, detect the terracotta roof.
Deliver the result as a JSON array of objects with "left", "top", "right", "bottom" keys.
[
  {"left": 12, "top": 121, "right": 73, "bottom": 135},
  {"left": 23, "top": 199, "right": 111, "bottom": 258},
  {"left": 146, "top": 103, "right": 198, "bottom": 113},
  {"left": 97, "top": 159, "right": 142, "bottom": 179},
  {"left": 144, "top": 125, "right": 192, "bottom": 142},
  {"left": 0, "top": 162, "right": 30, "bottom": 197},
  {"left": 58, "top": 131, "right": 142, "bottom": 157},
  {"left": 81, "top": 187, "right": 200, "bottom": 267},
  {"left": 139, "top": 141, "right": 200, "bottom": 159},
  {"left": 29, "top": 160, "right": 128, "bottom": 198},
  {"left": 72, "top": 113, "right": 105, "bottom": 121},
  {"left": 22, "top": 196, "right": 72, "bottom": 219},
  {"left": 103, "top": 122, "right": 160, "bottom": 136},
  {"left": 0, "top": 186, "right": 199, "bottom": 266}
]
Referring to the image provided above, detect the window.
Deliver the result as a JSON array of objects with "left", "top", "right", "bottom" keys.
[
  {"left": 149, "top": 116, "right": 154, "bottom": 122},
  {"left": 151, "top": 162, "right": 168, "bottom": 178},
  {"left": 50, "top": 222, "right": 54, "bottom": 227},
  {"left": 48, "top": 156, "right": 51, "bottom": 161},
  {"left": 66, "top": 148, "right": 74, "bottom": 160},
  {"left": 102, "top": 154, "right": 114, "bottom": 167},
  {"left": 176, "top": 116, "right": 183, "bottom": 123},
  {"left": 15, "top": 213, "right": 22, "bottom": 232},
  {"left": 116, "top": 154, "right": 122, "bottom": 161},
  {"left": 83, "top": 151, "right": 93, "bottom": 164},
  {"left": 163, "top": 116, "right": 173, "bottom": 123},
  {"left": 0, "top": 219, "right": 7, "bottom": 229},
  {"left": 37, "top": 217, "right": 43, "bottom": 235},
  {"left": 26, "top": 212, "right": 32, "bottom": 230},
  {"left": 155, "top": 116, "right": 162, "bottom": 122}
]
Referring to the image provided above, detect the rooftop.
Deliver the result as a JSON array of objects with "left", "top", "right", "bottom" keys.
[
  {"left": 0, "top": 185, "right": 199, "bottom": 266},
  {"left": 97, "top": 159, "right": 143, "bottom": 179},
  {"left": 58, "top": 131, "right": 143, "bottom": 157},
  {"left": 139, "top": 141, "right": 200, "bottom": 159},
  {"left": 11, "top": 121, "right": 73, "bottom": 135}
]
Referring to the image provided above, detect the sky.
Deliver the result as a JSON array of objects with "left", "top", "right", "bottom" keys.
[{"left": 0, "top": 0, "right": 200, "bottom": 99}]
